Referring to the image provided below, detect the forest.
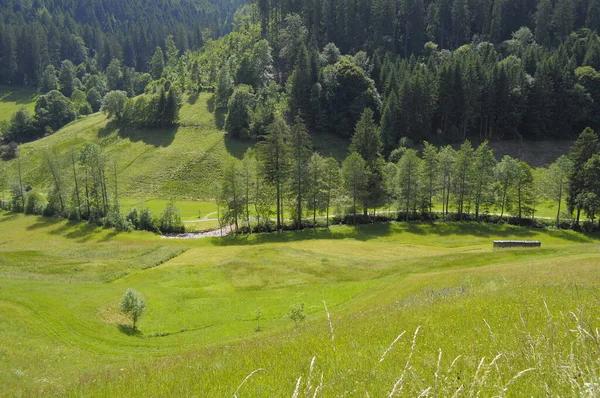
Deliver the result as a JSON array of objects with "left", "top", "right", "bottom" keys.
[{"left": 0, "top": 0, "right": 245, "bottom": 85}]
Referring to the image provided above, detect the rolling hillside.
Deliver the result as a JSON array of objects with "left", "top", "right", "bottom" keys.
[
  {"left": 4, "top": 91, "right": 352, "bottom": 202},
  {"left": 1, "top": 212, "right": 599, "bottom": 395},
  {"left": 11, "top": 93, "right": 248, "bottom": 200}
]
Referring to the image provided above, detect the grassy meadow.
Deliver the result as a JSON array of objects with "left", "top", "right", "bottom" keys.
[
  {"left": 1, "top": 210, "right": 599, "bottom": 396},
  {"left": 0, "top": 85, "right": 37, "bottom": 122},
  {"left": 9, "top": 92, "right": 251, "bottom": 200}
]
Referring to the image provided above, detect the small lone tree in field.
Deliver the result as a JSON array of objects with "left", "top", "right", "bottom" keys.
[
  {"left": 288, "top": 303, "right": 305, "bottom": 329},
  {"left": 120, "top": 288, "right": 146, "bottom": 330}
]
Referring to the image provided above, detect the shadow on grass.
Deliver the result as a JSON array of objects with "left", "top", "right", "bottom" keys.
[
  {"left": 98, "top": 120, "right": 177, "bottom": 148},
  {"left": 224, "top": 135, "right": 253, "bottom": 159},
  {"left": 427, "top": 222, "right": 592, "bottom": 243},
  {"left": 207, "top": 95, "right": 215, "bottom": 112},
  {"left": 187, "top": 93, "right": 199, "bottom": 105},
  {"left": 25, "top": 216, "right": 63, "bottom": 230},
  {"left": 212, "top": 223, "right": 393, "bottom": 246},
  {"left": 210, "top": 221, "right": 595, "bottom": 247},
  {"left": 214, "top": 107, "right": 226, "bottom": 130},
  {"left": 0, "top": 86, "right": 37, "bottom": 105},
  {"left": 1, "top": 212, "right": 24, "bottom": 222},
  {"left": 42, "top": 219, "right": 103, "bottom": 242},
  {"left": 118, "top": 324, "right": 142, "bottom": 336}
]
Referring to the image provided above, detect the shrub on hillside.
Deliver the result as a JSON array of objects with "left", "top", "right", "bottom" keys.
[
  {"left": 139, "top": 208, "right": 158, "bottom": 232},
  {"left": 158, "top": 203, "right": 185, "bottom": 234},
  {"left": 24, "top": 191, "right": 46, "bottom": 215}
]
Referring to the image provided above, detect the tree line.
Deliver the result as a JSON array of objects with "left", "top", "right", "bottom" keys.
[
  {"left": 0, "top": 143, "right": 184, "bottom": 234},
  {"left": 0, "top": 48, "right": 185, "bottom": 157},
  {"left": 217, "top": 110, "right": 600, "bottom": 233},
  {"left": 173, "top": 7, "right": 600, "bottom": 149}
]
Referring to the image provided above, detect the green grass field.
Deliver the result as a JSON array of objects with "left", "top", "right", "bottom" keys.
[
  {"left": 1, "top": 211, "right": 599, "bottom": 396},
  {"left": 8, "top": 93, "right": 251, "bottom": 200},
  {"left": 0, "top": 85, "right": 37, "bottom": 122}
]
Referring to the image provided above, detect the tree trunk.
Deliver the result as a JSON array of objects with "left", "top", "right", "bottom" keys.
[{"left": 556, "top": 180, "right": 562, "bottom": 228}]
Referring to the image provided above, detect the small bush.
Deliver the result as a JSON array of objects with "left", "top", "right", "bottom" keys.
[
  {"left": 158, "top": 203, "right": 185, "bottom": 234},
  {"left": 24, "top": 191, "right": 45, "bottom": 215},
  {"left": 288, "top": 303, "right": 305, "bottom": 328},
  {"left": 139, "top": 208, "right": 157, "bottom": 232}
]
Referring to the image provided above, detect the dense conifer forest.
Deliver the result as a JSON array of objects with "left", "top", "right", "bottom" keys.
[{"left": 0, "top": 0, "right": 244, "bottom": 85}]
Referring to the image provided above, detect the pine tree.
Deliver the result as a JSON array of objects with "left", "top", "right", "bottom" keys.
[
  {"left": 289, "top": 116, "right": 312, "bottom": 229},
  {"left": 342, "top": 152, "right": 369, "bottom": 225},
  {"left": 150, "top": 47, "right": 165, "bottom": 80},
  {"left": 534, "top": 0, "right": 552, "bottom": 47},
  {"left": 257, "top": 115, "right": 291, "bottom": 232}
]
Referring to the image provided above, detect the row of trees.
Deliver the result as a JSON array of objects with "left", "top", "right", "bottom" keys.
[
  {"left": 218, "top": 108, "right": 600, "bottom": 232},
  {"left": 0, "top": 143, "right": 184, "bottom": 234}
]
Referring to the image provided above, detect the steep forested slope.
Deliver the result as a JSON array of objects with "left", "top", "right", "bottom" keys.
[{"left": 0, "top": 0, "right": 244, "bottom": 85}]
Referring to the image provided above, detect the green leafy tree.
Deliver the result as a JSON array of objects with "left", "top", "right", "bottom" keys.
[
  {"left": 472, "top": 141, "right": 496, "bottom": 220},
  {"left": 158, "top": 202, "right": 184, "bottom": 234},
  {"left": 40, "top": 65, "right": 58, "bottom": 93},
  {"left": 452, "top": 140, "right": 474, "bottom": 220},
  {"left": 106, "top": 59, "right": 123, "bottom": 91},
  {"left": 307, "top": 152, "right": 327, "bottom": 226},
  {"left": 420, "top": 142, "right": 439, "bottom": 217},
  {"left": 396, "top": 149, "right": 421, "bottom": 217},
  {"left": 288, "top": 303, "right": 305, "bottom": 328},
  {"left": 342, "top": 152, "right": 369, "bottom": 225},
  {"left": 120, "top": 289, "right": 146, "bottom": 331},
  {"left": 7, "top": 107, "right": 36, "bottom": 142},
  {"left": 35, "top": 90, "right": 77, "bottom": 133},
  {"left": 582, "top": 154, "right": 600, "bottom": 224},
  {"left": 215, "top": 66, "right": 234, "bottom": 108},
  {"left": 219, "top": 160, "right": 244, "bottom": 233},
  {"left": 58, "top": 60, "right": 76, "bottom": 97},
  {"left": 225, "top": 85, "right": 254, "bottom": 139},
  {"left": 494, "top": 155, "right": 520, "bottom": 218},
  {"left": 86, "top": 88, "right": 102, "bottom": 113},
  {"left": 101, "top": 90, "right": 128, "bottom": 121},
  {"left": 515, "top": 161, "right": 534, "bottom": 219},
  {"left": 323, "top": 157, "right": 340, "bottom": 227},
  {"left": 568, "top": 128, "right": 600, "bottom": 225},
  {"left": 438, "top": 145, "right": 456, "bottom": 218},
  {"left": 546, "top": 155, "right": 573, "bottom": 227}
]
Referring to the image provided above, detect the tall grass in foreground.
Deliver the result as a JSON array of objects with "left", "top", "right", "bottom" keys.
[{"left": 63, "top": 292, "right": 599, "bottom": 397}]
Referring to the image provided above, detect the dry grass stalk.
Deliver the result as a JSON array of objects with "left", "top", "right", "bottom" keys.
[
  {"left": 323, "top": 301, "right": 335, "bottom": 351},
  {"left": 233, "top": 368, "right": 266, "bottom": 398},
  {"left": 379, "top": 331, "right": 406, "bottom": 363},
  {"left": 387, "top": 326, "right": 421, "bottom": 397},
  {"left": 292, "top": 376, "right": 302, "bottom": 398}
]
